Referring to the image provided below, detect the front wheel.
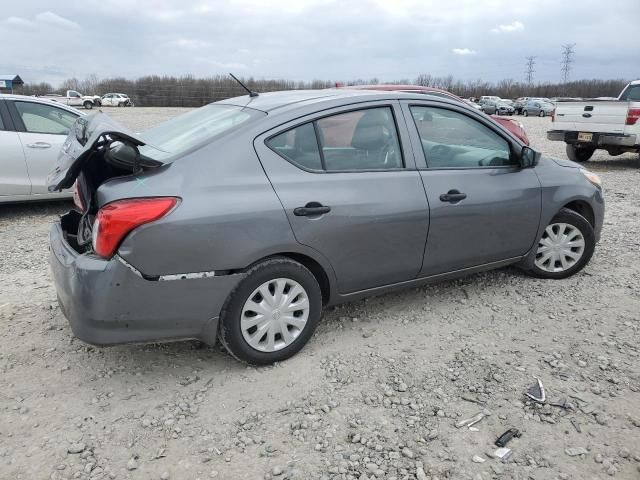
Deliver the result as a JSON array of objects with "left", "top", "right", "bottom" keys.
[
  {"left": 539, "top": 110, "right": 545, "bottom": 117},
  {"left": 526, "top": 208, "right": 595, "bottom": 279},
  {"left": 218, "top": 258, "right": 322, "bottom": 365},
  {"left": 83, "top": 101, "right": 93, "bottom": 109},
  {"left": 523, "top": 110, "right": 528, "bottom": 117},
  {"left": 566, "top": 144, "right": 595, "bottom": 162}
]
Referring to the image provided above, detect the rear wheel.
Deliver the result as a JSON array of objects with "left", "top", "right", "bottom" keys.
[
  {"left": 526, "top": 208, "right": 595, "bottom": 279},
  {"left": 523, "top": 110, "right": 528, "bottom": 117},
  {"left": 566, "top": 144, "right": 595, "bottom": 162},
  {"left": 539, "top": 110, "right": 545, "bottom": 117},
  {"left": 218, "top": 258, "right": 322, "bottom": 365}
]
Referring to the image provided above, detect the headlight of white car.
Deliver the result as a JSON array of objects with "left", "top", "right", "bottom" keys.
[{"left": 580, "top": 168, "right": 602, "bottom": 190}]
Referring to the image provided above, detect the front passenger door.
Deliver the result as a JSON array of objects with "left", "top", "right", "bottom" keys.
[{"left": 404, "top": 103, "right": 541, "bottom": 276}]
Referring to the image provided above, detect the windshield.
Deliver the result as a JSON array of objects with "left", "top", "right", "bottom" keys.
[{"left": 139, "top": 104, "right": 266, "bottom": 161}]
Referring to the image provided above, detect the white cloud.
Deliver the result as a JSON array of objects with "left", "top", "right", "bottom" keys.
[
  {"left": 171, "top": 38, "right": 212, "bottom": 49},
  {"left": 3, "top": 11, "right": 79, "bottom": 30},
  {"left": 452, "top": 48, "right": 477, "bottom": 56},
  {"left": 491, "top": 20, "right": 524, "bottom": 33}
]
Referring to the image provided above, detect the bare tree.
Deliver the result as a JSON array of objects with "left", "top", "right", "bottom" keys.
[
  {"left": 525, "top": 56, "right": 536, "bottom": 85},
  {"left": 561, "top": 43, "right": 576, "bottom": 83}
]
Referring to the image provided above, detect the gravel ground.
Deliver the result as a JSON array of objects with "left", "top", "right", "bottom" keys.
[{"left": 1, "top": 109, "right": 639, "bottom": 480}]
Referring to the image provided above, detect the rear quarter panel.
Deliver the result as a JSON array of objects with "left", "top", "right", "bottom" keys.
[{"left": 100, "top": 134, "right": 335, "bottom": 280}]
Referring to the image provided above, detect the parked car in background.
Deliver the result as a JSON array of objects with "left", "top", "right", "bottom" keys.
[
  {"left": 101, "top": 93, "right": 134, "bottom": 107},
  {"left": 480, "top": 95, "right": 501, "bottom": 103},
  {"left": 514, "top": 97, "right": 531, "bottom": 114},
  {"left": 0, "top": 94, "right": 81, "bottom": 202},
  {"left": 464, "top": 99, "right": 482, "bottom": 110},
  {"left": 341, "top": 85, "right": 528, "bottom": 144},
  {"left": 523, "top": 100, "right": 555, "bottom": 117},
  {"left": 481, "top": 100, "right": 515, "bottom": 116},
  {"left": 42, "top": 90, "right": 102, "bottom": 109},
  {"left": 548, "top": 79, "right": 640, "bottom": 162},
  {"left": 47, "top": 89, "right": 601, "bottom": 364}
]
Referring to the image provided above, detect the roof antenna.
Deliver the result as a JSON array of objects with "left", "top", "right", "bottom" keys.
[{"left": 229, "top": 73, "right": 259, "bottom": 97}]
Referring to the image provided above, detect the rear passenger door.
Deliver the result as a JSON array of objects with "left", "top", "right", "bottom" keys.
[
  {"left": 0, "top": 100, "right": 31, "bottom": 196},
  {"left": 255, "top": 102, "right": 429, "bottom": 294}
]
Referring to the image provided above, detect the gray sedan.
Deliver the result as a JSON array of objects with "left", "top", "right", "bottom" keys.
[
  {"left": 523, "top": 100, "right": 555, "bottom": 117},
  {"left": 48, "top": 89, "right": 604, "bottom": 364}
]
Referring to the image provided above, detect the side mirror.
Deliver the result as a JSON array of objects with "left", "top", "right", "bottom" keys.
[{"left": 520, "top": 146, "right": 539, "bottom": 168}]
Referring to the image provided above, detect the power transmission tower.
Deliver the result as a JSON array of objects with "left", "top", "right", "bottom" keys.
[
  {"left": 525, "top": 56, "right": 536, "bottom": 85},
  {"left": 561, "top": 43, "right": 576, "bottom": 83}
]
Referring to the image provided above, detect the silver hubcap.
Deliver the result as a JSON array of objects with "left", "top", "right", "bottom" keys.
[
  {"left": 535, "top": 223, "right": 585, "bottom": 273},
  {"left": 241, "top": 278, "right": 309, "bottom": 352}
]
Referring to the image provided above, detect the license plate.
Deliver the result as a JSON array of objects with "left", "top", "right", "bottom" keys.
[{"left": 577, "top": 132, "right": 593, "bottom": 142}]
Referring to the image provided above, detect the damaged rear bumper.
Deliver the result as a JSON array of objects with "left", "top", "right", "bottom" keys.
[{"left": 48, "top": 221, "right": 244, "bottom": 346}]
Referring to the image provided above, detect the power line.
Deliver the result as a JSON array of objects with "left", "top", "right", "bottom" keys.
[
  {"left": 525, "top": 56, "right": 536, "bottom": 85},
  {"left": 561, "top": 43, "right": 576, "bottom": 83}
]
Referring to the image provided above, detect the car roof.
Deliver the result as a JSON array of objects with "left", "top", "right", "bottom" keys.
[
  {"left": 0, "top": 93, "right": 84, "bottom": 115},
  {"left": 217, "top": 88, "right": 464, "bottom": 115}
]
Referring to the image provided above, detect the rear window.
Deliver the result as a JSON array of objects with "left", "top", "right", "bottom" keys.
[
  {"left": 139, "top": 104, "right": 266, "bottom": 161},
  {"left": 620, "top": 84, "right": 640, "bottom": 101}
]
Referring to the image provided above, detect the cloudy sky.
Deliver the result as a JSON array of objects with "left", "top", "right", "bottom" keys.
[{"left": 2, "top": 0, "right": 638, "bottom": 86}]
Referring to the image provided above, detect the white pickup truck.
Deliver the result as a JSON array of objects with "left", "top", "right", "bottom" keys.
[
  {"left": 42, "top": 90, "right": 102, "bottom": 110},
  {"left": 547, "top": 80, "right": 640, "bottom": 162}
]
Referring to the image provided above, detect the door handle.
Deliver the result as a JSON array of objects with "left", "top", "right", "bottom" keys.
[
  {"left": 27, "top": 142, "right": 52, "bottom": 149},
  {"left": 439, "top": 190, "right": 467, "bottom": 203},
  {"left": 294, "top": 202, "right": 331, "bottom": 216}
]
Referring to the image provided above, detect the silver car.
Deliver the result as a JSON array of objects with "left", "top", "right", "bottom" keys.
[
  {"left": 0, "top": 95, "right": 81, "bottom": 203},
  {"left": 523, "top": 100, "right": 555, "bottom": 117},
  {"left": 48, "top": 89, "right": 604, "bottom": 364}
]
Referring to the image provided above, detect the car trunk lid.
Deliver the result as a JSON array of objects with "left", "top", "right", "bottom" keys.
[{"left": 47, "top": 112, "right": 165, "bottom": 193}]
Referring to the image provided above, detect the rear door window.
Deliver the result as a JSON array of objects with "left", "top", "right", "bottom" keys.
[
  {"left": 316, "top": 107, "right": 403, "bottom": 171},
  {"left": 267, "top": 106, "right": 404, "bottom": 172},
  {"left": 266, "top": 123, "right": 322, "bottom": 171}
]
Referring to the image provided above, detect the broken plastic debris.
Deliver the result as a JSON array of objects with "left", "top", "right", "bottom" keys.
[
  {"left": 494, "top": 447, "right": 512, "bottom": 461},
  {"left": 454, "top": 409, "right": 491, "bottom": 429},
  {"left": 525, "top": 377, "right": 546, "bottom": 403},
  {"left": 495, "top": 428, "right": 521, "bottom": 447}
]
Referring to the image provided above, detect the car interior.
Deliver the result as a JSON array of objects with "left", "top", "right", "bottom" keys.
[
  {"left": 411, "top": 107, "right": 513, "bottom": 167},
  {"left": 269, "top": 107, "right": 403, "bottom": 171}
]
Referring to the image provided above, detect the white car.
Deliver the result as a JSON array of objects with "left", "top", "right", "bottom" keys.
[
  {"left": 0, "top": 94, "right": 82, "bottom": 203},
  {"left": 101, "top": 93, "right": 134, "bottom": 107}
]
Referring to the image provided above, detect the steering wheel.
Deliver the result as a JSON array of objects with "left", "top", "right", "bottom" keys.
[
  {"left": 478, "top": 152, "right": 504, "bottom": 167},
  {"left": 430, "top": 144, "right": 452, "bottom": 163}
]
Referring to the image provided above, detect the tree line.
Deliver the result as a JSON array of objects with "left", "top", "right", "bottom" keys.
[{"left": 15, "top": 74, "right": 630, "bottom": 107}]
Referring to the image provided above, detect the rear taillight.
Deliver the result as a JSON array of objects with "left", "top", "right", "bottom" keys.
[
  {"left": 92, "top": 197, "right": 178, "bottom": 258},
  {"left": 73, "top": 180, "right": 85, "bottom": 211},
  {"left": 626, "top": 108, "right": 640, "bottom": 125}
]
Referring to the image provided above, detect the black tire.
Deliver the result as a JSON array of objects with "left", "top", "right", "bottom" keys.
[
  {"left": 539, "top": 110, "right": 545, "bottom": 117},
  {"left": 525, "top": 208, "right": 595, "bottom": 279},
  {"left": 218, "top": 257, "right": 323, "bottom": 365},
  {"left": 83, "top": 101, "right": 93, "bottom": 110},
  {"left": 523, "top": 110, "right": 528, "bottom": 117},
  {"left": 566, "top": 144, "right": 595, "bottom": 162}
]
